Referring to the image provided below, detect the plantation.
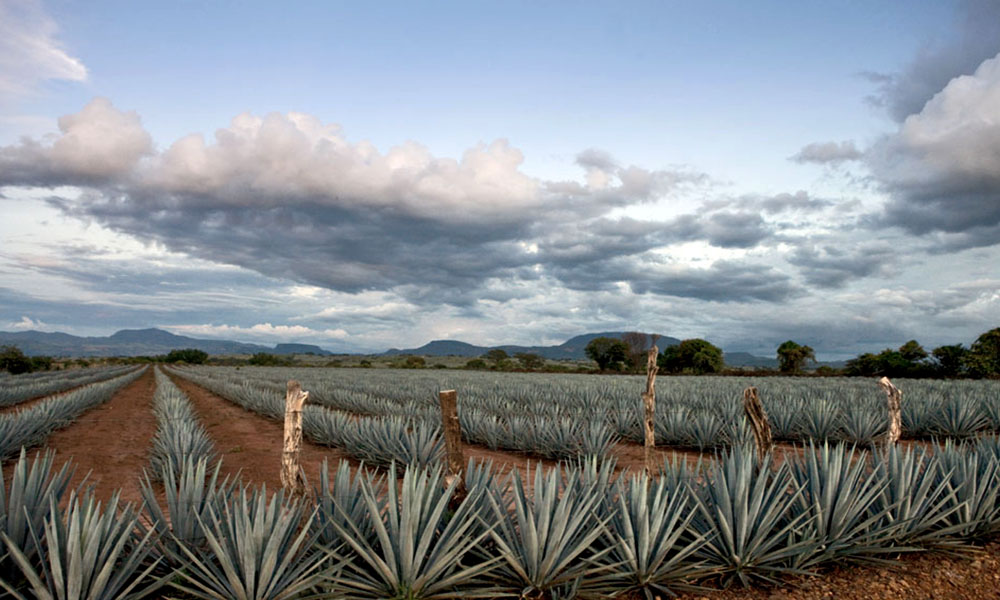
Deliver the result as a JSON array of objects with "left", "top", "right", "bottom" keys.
[{"left": 0, "top": 365, "right": 999, "bottom": 599}]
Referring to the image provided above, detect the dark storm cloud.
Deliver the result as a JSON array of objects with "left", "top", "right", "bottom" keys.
[
  {"left": 1, "top": 98, "right": 818, "bottom": 311},
  {"left": 549, "top": 256, "right": 801, "bottom": 303},
  {"left": 866, "top": 0, "right": 1000, "bottom": 122},
  {"left": 788, "top": 243, "right": 897, "bottom": 289}
]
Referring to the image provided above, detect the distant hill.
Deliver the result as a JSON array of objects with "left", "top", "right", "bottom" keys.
[
  {"left": 0, "top": 328, "right": 333, "bottom": 357},
  {"left": 385, "top": 331, "right": 683, "bottom": 361}
]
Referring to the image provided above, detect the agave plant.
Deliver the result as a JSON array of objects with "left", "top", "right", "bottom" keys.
[
  {"left": 932, "top": 399, "right": 989, "bottom": 438},
  {"left": 311, "top": 459, "right": 386, "bottom": 550},
  {"left": 797, "top": 400, "right": 841, "bottom": 442},
  {"left": 0, "top": 491, "right": 164, "bottom": 600},
  {"left": 323, "top": 463, "right": 499, "bottom": 599},
  {"left": 689, "top": 447, "right": 814, "bottom": 588},
  {"left": 167, "top": 486, "right": 328, "bottom": 600},
  {"left": 873, "top": 444, "right": 967, "bottom": 550},
  {"left": 932, "top": 443, "right": 1000, "bottom": 540},
  {"left": 0, "top": 449, "right": 74, "bottom": 588},
  {"left": 607, "top": 471, "right": 710, "bottom": 598},
  {"left": 788, "top": 442, "right": 898, "bottom": 569},
  {"left": 839, "top": 407, "right": 885, "bottom": 446},
  {"left": 141, "top": 456, "right": 238, "bottom": 564},
  {"left": 488, "top": 464, "right": 616, "bottom": 598}
]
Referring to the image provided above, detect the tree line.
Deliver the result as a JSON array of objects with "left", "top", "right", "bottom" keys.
[{"left": 579, "top": 326, "right": 1000, "bottom": 378}]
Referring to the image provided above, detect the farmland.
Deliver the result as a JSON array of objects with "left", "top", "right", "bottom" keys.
[{"left": 1, "top": 365, "right": 1000, "bottom": 599}]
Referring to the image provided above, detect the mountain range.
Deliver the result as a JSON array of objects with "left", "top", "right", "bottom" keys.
[
  {"left": 0, "top": 327, "right": 800, "bottom": 367},
  {"left": 0, "top": 328, "right": 331, "bottom": 357}
]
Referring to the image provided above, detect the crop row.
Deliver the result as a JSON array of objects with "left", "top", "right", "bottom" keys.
[
  {"left": 166, "top": 367, "right": 445, "bottom": 469},
  {"left": 5, "top": 439, "right": 1000, "bottom": 598},
  {"left": 149, "top": 367, "right": 216, "bottom": 480},
  {"left": 173, "top": 366, "right": 1000, "bottom": 460},
  {"left": 0, "top": 364, "right": 139, "bottom": 408},
  {"left": 0, "top": 367, "right": 146, "bottom": 460}
]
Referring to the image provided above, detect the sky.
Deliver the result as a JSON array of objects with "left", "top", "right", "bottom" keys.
[{"left": 0, "top": 0, "right": 998, "bottom": 359}]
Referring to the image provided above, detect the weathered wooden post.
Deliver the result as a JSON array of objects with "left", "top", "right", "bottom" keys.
[
  {"left": 878, "top": 376, "right": 902, "bottom": 452},
  {"left": 742, "top": 386, "right": 772, "bottom": 466},
  {"left": 281, "top": 380, "right": 309, "bottom": 496},
  {"left": 643, "top": 346, "right": 659, "bottom": 476},
  {"left": 439, "top": 389, "right": 467, "bottom": 504}
]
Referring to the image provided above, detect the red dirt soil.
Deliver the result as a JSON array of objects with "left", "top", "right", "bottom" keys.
[
  {"left": 5, "top": 367, "right": 158, "bottom": 505},
  {"left": 167, "top": 371, "right": 358, "bottom": 492}
]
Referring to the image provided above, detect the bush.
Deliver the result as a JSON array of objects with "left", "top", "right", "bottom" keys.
[
  {"left": 0, "top": 346, "right": 34, "bottom": 375},
  {"left": 164, "top": 348, "right": 209, "bottom": 364},
  {"left": 248, "top": 353, "right": 289, "bottom": 366},
  {"left": 465, "top": 358, "right": 487, "bottom": 370}
]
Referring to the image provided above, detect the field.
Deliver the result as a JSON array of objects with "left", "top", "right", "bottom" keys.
[{"left": 1, "top": 365, "right": 999, "bottom": 599}]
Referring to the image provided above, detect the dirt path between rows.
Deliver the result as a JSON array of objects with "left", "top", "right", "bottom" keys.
[
  {"left": 167, "top": 372, "right": 357, "bottom": 491},
  {"left": 5, "top": 367, "right": 158, "bottom": 505},
  {"left": 675, "top": 540, "right": 1000, "bottom": 600}
]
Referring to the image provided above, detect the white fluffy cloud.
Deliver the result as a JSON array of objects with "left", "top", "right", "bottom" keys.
[
  {"left": 0, "top": 0, "right": 86, "bottom": 96},
  {"left": 871, "top": 51, "right": 1000, "bottom": 242}
]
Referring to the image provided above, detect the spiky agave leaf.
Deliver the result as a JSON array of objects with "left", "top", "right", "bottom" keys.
[
  {"left": 608, "top": 471, "right": 711, "bottom": 598},
  {"left": 488, "top": 464, "right": 617, "bottom": 598},
  {"left": 323, "top": 463, "right": 500, "bottom": 599},
  {"left": 690, "top": 447, "right": 815, "bottom": 588},
  {"left": 0, "top": 491, "right": 164, "bottom": 600},
  {"left": 873, "top": 444, "right": 968, "bottom": 551},
  {"left": 141, "top": 456, "right": 238, "bottom": 565},
  {"left": 311, "top": 459, "right": 385, "bottom": 550},
  {"left": 932, "top": 399, "right": 989, "bottom": 439},
  {"left": 167, "top": 486, "right": 328, "bottom": 600},
  {"left": 933, "top": 443, "right": 1000, "bottom": 541},
  {"left": 788, "top": 442, "right": 900, "bottom": 569},
  {"left": 0, "top": 449, "right": 73, "bottom": 589}
]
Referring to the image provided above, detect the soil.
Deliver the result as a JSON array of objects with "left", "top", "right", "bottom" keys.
[
  {"left": 167, "top": 371, "right": 358, "bottom": 492},
  {"left": 675, "top": 541, "right": 1000, "bottom": 599},
  {"left": 4, "top": 367, "right": 159, "bottom": 505}
]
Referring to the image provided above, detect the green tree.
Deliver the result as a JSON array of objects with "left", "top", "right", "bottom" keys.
[
  {"left": 776, "top": 340, "right": 815, "bottom": 374},
  {"left": 585, "top": 337, "right": 629, "bottom": 371},
  {"left": 658, "top": 339, "right": 724, "bottom": 375},
  {"left": 402, "top": 355, "right": 426, "bottom": 369},
  {"left": 483, "top": 349, "right": 510, "bottom": 369},
  {"left": 0, "top": 345, "right": 33, "bottom": 374},
  {"left": 514, "top": 352, "right": 544, "bottom": 370},
  {"left": 248, "top": 352, "right": 288, "bottom": 366},
  {"left": 932, "top": 344, "right": 966, "bottom": 377},
  {"left": 465, "top": 358, "right": 487, "bottom": 370},
  {"left": 967, "top": 327, "right": 1000, "bottom": 378},
  {"left": 164, "top": 348, "right": 209, "bottom": 364},
  {"left": 899, "top": 340, "right": 928, "bottom": 362}
]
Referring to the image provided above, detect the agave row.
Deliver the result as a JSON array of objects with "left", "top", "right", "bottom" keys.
[
  {"left": 166, "top": 367, "right": 445, "bottom": 470},
  {"left": 0, "top": 367, "right": 146, "bottom": 460},
  {"left": 10, "top": 438, "right": 1000, "bottom": 599},
  {"left": 0, "top": 365, "right": 139, "bottom": 408},
  {"left": 174, "top": 366, "right": 1000, "bottom": 450},
  {"left": 148, "top": 367, "right": 217, "bottom": 480}
]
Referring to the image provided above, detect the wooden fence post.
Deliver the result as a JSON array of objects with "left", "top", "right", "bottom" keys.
[
  {"left": 281, "top": 380, "right": 309, "bottom": 496},
  {"left": 742, "top": 386, "right": 772, "bottom": 465},
  {"left": 878, "top": 376, "right": 902, "bottom": 452},
  {"left": 439, "top": 390, "right": 467, "bottom": 503},
  {"left": 643, "top": 346, "right": 659, "bottom": 476}
]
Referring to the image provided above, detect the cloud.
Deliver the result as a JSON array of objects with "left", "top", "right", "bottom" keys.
[
  {"left": 869, "top": 51, "right": 1000, "bottom": 246},
  {"left": 164, "top": 323, "right": 349, "bottom": 343},
  {"left": 2, "top": 99, "right": 766, "bottom": 308},
  {"left": 6, "top": 315, "right": 48, "bottom": 331},
  {"left": 788, "top": 242, "right": 897, "bottom": 289},
  {"left": 0, "top": 0, "right": 87, "bottom": 97},
  {"left": 790, "top": 141, "right": 862, "bottom": 165},
  {"left": 866, "top": 0, "right": 1000, "bottom": 122}
]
